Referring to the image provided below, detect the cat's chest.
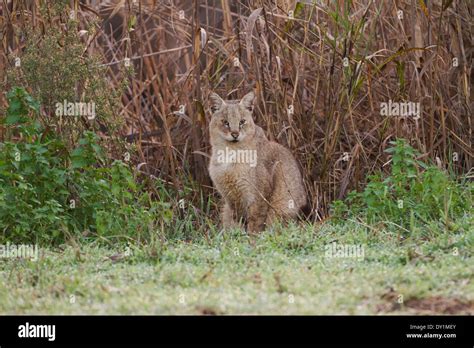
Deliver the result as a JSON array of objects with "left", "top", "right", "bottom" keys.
[
  {"left": 210, "top": 147, "right": 256, "bottom": 174},
  {"left": 210, "top": 161, "right": 255, "bottom": 202},
  {"left": 210, "top": 161, "right": 253, "bottom": 184}
]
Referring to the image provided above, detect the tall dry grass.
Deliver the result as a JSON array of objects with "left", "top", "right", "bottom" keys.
[{"left": 1, "top": 0, "right": 472, "bottom": 221}]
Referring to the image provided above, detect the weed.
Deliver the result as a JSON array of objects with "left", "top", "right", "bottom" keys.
[{"left": 332, "top": 139, "right": 472, "bottom": 232}]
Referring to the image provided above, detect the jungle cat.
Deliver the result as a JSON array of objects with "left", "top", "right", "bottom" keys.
[{"left": 208, "top": 91, "right": 306, "bottom": 233}]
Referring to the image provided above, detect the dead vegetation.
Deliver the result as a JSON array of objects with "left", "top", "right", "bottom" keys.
[{"left": 1, "top": 0, "right": 472, "bottom": 220}]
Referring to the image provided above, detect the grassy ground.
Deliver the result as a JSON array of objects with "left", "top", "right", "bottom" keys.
[{"left": 0, "top": 219, "right": 472, "bottom": 315}]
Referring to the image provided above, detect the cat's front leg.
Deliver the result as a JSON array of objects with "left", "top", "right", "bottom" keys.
[
  {"left": 247, "top": 200, "right": 269, "bottom": 233},
  {"left": 221, "top": 201, "right": 236, "bottom": 230}
]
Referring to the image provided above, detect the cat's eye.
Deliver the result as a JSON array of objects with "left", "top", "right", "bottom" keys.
[
  {"left": 239, "top": 120, "right": 246, "bottom": 126},
  {"left": 223, "top": 120, "right": 230, "bottom": 128}
]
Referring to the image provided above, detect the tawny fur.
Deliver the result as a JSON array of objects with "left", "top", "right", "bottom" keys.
[{"left": 208, "top": 91, "right": 306, "bottom": 233}]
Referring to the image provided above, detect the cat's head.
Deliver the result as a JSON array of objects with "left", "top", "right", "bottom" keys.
[{"left": 209, "top": 91, "right": 256, "bottom": 145}]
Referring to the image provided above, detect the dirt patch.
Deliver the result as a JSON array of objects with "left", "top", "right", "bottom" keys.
[
  {"left": 404, "top": 296, "right": 474, "bottom": 314},
  {"left": 377, "top": 293, "right": 474, "bottom": 314},
  {"left": 196, "top": 306, "right": 223, "bottom": 315}
]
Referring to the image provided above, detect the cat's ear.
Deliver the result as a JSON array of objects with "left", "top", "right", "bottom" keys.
[
  {"left": 240, "top": 91, "right": 255, "bottom": 112},
  {"left": 209, "top": 92, "right": 225, "bottom": 113}
]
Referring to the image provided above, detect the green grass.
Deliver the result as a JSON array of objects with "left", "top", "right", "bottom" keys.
[{"left": 1, "top": 218, "right": 472, "bottom": 315}]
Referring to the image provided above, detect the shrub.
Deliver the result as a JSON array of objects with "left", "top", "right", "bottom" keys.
[
  {"left": 331, "top": 139, "right": 472, "bottom": 230},
  {"left": 0, "top": 87, "right": 171, "bottom": 245},
  {"left": 4, "top": 1, "right": 129, "bottom": 155}
]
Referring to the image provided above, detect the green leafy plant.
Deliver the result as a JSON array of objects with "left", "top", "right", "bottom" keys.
[
  {"left": 331, "top": 139, "right": 472, "bottom": 231},
  {"left": 0, "top": 87, "right": 171, "bottom": 245}
]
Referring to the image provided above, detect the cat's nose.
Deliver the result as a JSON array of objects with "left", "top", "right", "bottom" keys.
[{"left": 231, "top": 132, "right": 239, "bottom": 139}]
